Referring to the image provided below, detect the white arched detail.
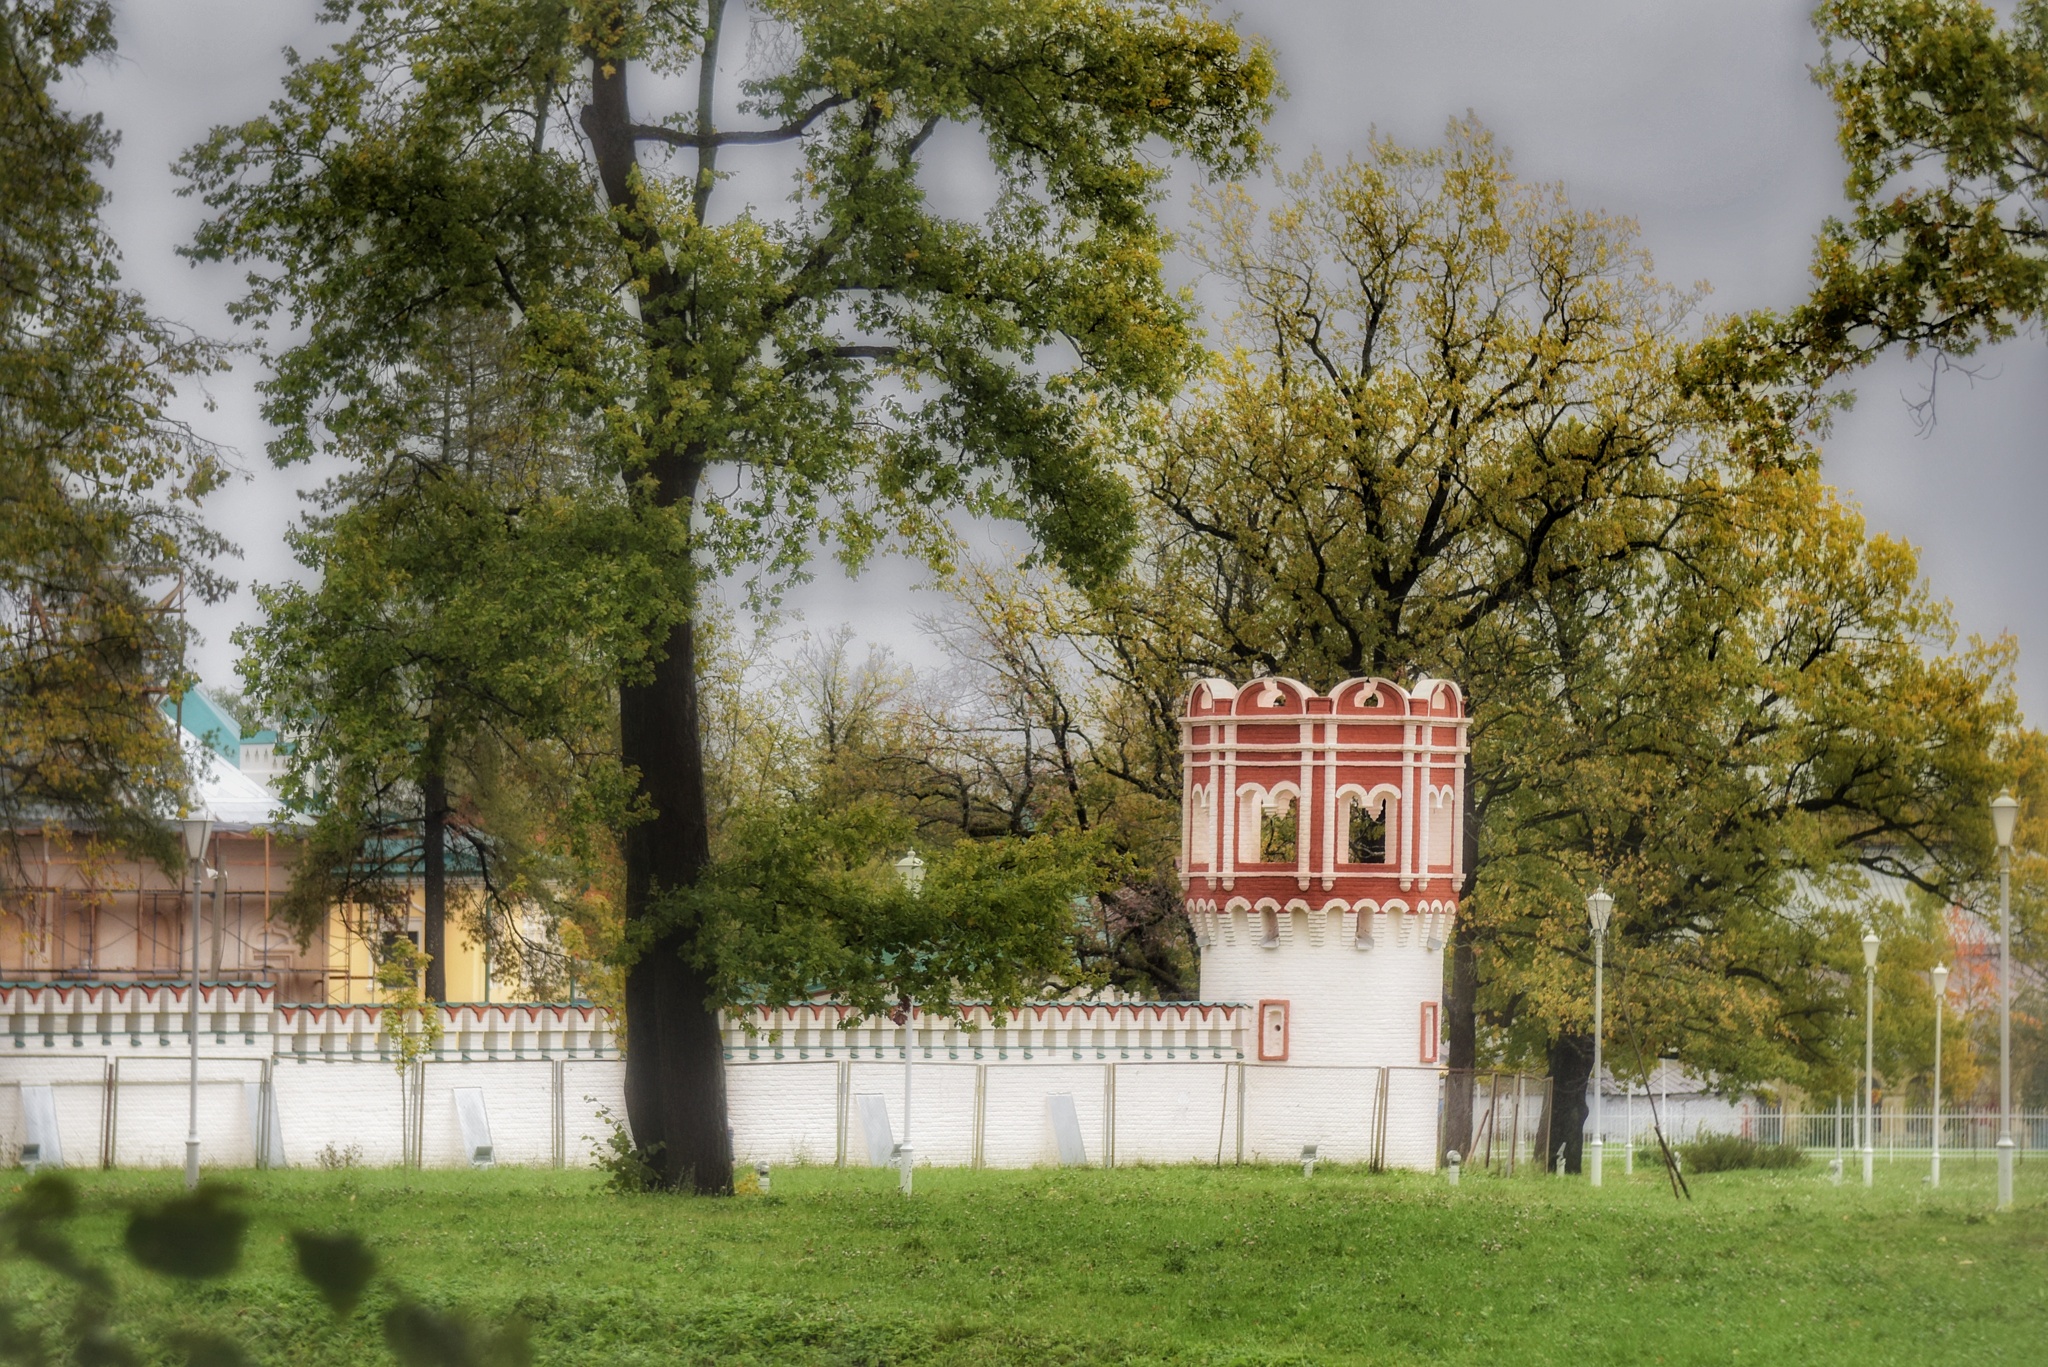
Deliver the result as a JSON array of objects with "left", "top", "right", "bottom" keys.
[
  {"left": 1428, "top": 784, "right": 1456, "bottom": 870},
  {"left": 1327, "top": 898, "right": 1355, "bottom": 947},
  {"left": 1285, "top": 898, "right": 1315, "bottom": 946},
  {"left": 1219, "top": 720, "right": 1238, "bottom": 890},
  {"left": 1225, "top": 896, "right": 1251, "bottom": 946},
  {"left": 1425, "top": 900, "right": 1458, "bottom": 951},
  {"left": 1188, "top": 784, "right": 1215, "bottom": 871},
  {"left": 1236, "top": 785, "right": 1263, "bottom": 868},
  {"left": 1297, "top": 717, "right": 1315, "bottom": 890}
]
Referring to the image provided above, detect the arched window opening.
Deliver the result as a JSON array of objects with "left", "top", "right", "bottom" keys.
[
  {"left": 1259, "top": 908, "right": 1279, "bottom": 947},
  {"left": 1428, "top": 787, "right": 1456, "bottom": 868},
  {"left": 1260, "top": 794, "right": 1298, "bottom": 864},
  {"left": 1190, "top": 787, "right": 1213, "bottom": 868},
  {"left": 1347, "top": 793, "right": 1390, "bottom": 864}
]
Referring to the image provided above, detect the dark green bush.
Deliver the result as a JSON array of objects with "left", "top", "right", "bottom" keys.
[{"left": 1675, "top": 1133, "right": 1806, "bottom": 1173}]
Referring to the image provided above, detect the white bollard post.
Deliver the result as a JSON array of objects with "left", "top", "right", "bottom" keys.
[{"left": 1446, "top": 1149, "right": 1461, "bottom": 1187}]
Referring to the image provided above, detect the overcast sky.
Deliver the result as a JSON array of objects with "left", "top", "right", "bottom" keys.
[{"left": 68, "top": 1, "right": 2047, "bottom": 725}]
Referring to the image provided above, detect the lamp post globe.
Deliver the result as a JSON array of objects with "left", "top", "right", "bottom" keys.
[
  {"left": 1990, "top": 791, "right": 2019, "bottom": 847},
  {"left": 1931, "top": 963, "right": 1949, "bottom": 1189},
  {"left": 1860, "top": 929, "right": 1878, "bottom": 1188},
  {"left": 894, "top": 849, "right": 927, "bottom": 897},
  {"left": 1586, "top": 886, "right": 1614, "bottom": 1188},
  {"left": 178, "top": 809, "right": 213, "bottom": 1191},
  {"left": 1991, "top": 791, "right": 2018, "bottom": 1209}
]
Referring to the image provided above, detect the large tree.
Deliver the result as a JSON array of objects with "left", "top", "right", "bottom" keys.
[
  {"left": 1081, "top": 124, "right": 2017, "bottom": 1168},
  {"left": 241, "top": 311, "right": 656, "bottom": 1002},
  {"left": 1, "top": 0, "right": 226, "bottom": 872},
  {"left": 184, "top": 0, "right": 1272, "bottom": 1191}
]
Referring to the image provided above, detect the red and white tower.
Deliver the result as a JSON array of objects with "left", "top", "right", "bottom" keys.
[{"left": 1181, "top": 676, "right": 1468, "bottom": 1081}]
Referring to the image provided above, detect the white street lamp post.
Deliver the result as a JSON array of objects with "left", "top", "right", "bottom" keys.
[
  {"left": 1991, "top": 790, "right": 2019, "bottom": 1210},
  {"left": 1861, "top": 929, "right": 1879, "bottom": 1188},
  {"left": 894, "top": 850, "right": 926, "bottom": 1197},
  {"left": 1931, "top": 963, "right": 1949, "bottom": 1190},
  {"left": 1625, "top": 1083, "right": 1634, "bottom": 1176},
  {"left": 1586, "top": 886, "right": 1615, "bottom": 1187},
  {"left": 181, "top": 811, "right": 212, "bottom": 1191}
]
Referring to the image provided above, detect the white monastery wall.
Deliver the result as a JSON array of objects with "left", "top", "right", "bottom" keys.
[
  {"left": 0, "top": 987, "right": 1452, "bottom": 1173},
  {"left": 2, "top": 676, "right": 1479, "bottom": 1176}
]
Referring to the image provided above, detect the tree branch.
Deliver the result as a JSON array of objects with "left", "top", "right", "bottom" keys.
[{"left": 630, "top": 95, "right": 849, "bottom": 150}]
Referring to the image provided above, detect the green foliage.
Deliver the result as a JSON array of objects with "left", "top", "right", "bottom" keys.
[
  {"left": 178, "top": 0, "right": 1277, "bottom": 750},
  {"left": 1675, "top": 1134, "right": 1808, "bottom": 1174},
  {"left": 0, "top": 1172, "right": 106, "bottom": 1294},
  {"left": 242, "top": 309, "right": 658, "bottom": 998},
  {"left": 1, "top": 0, "right": 229, "bottom": 871},
  {"left": 585, "top": 1102, "right": 665, "bottom": 1196},
  {"left": 664, "top": 799, "right": 1102, "bottom": 1019},
  {"left": 290, "top": 1231, "right": 377, "bottom": 1316},
  {"left": 700, "top": 605, "right": 1195, "bottom": 998},
  {"left": 382, "top": 1302, "right": 530, "bottom": 1367},
  {"left": 185, "top": 0, "right": 1274, "bottom": 1180},
  {"left": 180, "top": 0, "right": 1276, "bottom": 595},
  {"left": 374, "top": 935, "right": 444, "bottom": 1073},
  {"left": 0, "top": 1173, "right": 535, "bottom": 1367},
  {"left": 124, "top": 1185, "right": 249, "bottom": 1279},
  {"left": 1801, "top": 0, "right": 2048, "bottom": 372},
  {"left": 1081, "top": 120, "right": 2020, "bottom": 1096}
]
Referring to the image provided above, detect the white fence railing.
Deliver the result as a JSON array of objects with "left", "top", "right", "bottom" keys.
[{"left": 1586, "top": 1107, "right": 2048, "bottom": 1156}]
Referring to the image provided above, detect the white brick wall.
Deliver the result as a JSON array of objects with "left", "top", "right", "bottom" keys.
[
  {"left": 2, "top": 1052, "right": 1443, "bottom": 1172},
  {"left": 1, "top": 930, "right": 1456, "bottom": 1173},
  {"left": 1199, "top": 910, "right": 1447, "bottom": 1072}
]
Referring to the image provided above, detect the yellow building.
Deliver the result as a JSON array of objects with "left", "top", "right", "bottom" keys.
[{"left": 2, "top": 697, "right": 509, "bottom": 1005}]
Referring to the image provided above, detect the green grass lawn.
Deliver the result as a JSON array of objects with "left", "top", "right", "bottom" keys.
[{"left": 8, "top": 1158, "right": 2048, "bottom": 1365}]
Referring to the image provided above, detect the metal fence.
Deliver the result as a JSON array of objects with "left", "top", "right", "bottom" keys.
[
  {"left": 1752, "top": 1108, "right": 2048, "bottom": 1159},
  {"left": 1587, "top": 1106, "right": 2048, "bottom": 1158},
  {"left": 1437, "top": 1070, "right": 1554, "bottom": 1175}
]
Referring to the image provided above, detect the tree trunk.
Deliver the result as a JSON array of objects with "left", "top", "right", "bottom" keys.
[
  {"left": 1442, "top": 769, "right": 1481, "bottom": 1164},
  {"left": 422, "top": 760, "right": 447, "bottom": 1004},
  {"left": 1544, "top": 1031, "right": 1595, "bottom": 1174},
  {"left": 1443, "top": 932, "right": 1477, "bottom": 1164},
  {"left": 620, "top": 611, "right": 729, "bottom": 1193},
  {"left": 582, "top": 2, "right": 735, "bottom": 1196}
]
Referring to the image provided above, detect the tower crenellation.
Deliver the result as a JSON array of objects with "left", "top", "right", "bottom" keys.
[{"left": 1181, "top": 676, "right": 1469, "bottom": 1070}]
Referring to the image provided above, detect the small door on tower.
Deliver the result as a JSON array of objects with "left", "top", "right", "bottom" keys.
[{"left": 1258, "top": 999, "right": 1290, "bottom": 1061}]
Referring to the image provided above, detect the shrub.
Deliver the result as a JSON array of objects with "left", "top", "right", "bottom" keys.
[
  {"left": 1676, "top": 1133, "right": 1805, "bottom": 1173},
  {"left": 316, "top": 1141, "right": 365, "bottom": 1170},
  {"left": 586, "top": 1101, "right": 664, "bottom": 1194}
]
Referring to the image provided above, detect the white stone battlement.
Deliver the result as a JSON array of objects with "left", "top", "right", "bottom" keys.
[
  {"left": 722, "top": 1001, "right": 1250, "bottom": 1062},
  {"left": 1, "top": 984, "right": 618, "bottom": 1062}
]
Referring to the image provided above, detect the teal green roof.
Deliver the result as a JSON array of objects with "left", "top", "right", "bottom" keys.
[{"left": 162, "top": 687, "right": 243, "bottom": 764}]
